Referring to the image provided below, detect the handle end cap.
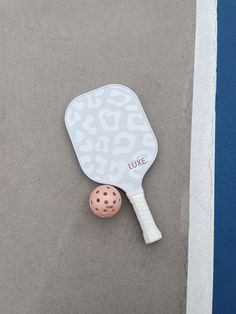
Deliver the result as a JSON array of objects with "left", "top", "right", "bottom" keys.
[{"left": 144, "top": 229, "right": 162, "bottom": 244}]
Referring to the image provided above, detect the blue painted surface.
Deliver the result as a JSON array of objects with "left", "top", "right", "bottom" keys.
[{"left": 213, "top": 1, "right": 236, "bottom": 313}]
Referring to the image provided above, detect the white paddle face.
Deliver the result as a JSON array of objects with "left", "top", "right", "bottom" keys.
[{"left": 65, "top": 84, "right": 158, "bottom": 193}]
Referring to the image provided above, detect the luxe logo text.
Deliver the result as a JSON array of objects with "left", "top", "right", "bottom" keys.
[{"left": 128, "top": 158, "right": 148, "bottom": 170}]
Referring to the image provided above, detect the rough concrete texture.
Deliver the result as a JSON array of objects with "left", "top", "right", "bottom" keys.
[{"left": 0, "top": 1, "right": 195, "bottom": 313}]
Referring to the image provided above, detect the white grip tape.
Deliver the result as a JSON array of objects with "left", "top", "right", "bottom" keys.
[{"left": 127, "top": 188, "right": 162, "bottom": 244}]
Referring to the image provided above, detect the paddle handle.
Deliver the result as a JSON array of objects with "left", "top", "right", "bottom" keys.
[{"left": 126, "top": 188, "right": 162, "bottom": 244}]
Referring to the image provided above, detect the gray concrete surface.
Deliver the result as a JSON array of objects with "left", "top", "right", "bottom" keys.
[{"left": 0, "top": 1, "right": 195, "bottom": 313}]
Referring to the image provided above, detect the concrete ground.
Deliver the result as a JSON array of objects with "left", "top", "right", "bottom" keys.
[{"left": 0, "top": 1, "right": 195, "bottom": 313}]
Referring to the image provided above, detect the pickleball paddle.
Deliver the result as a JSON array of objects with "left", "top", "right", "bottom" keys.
[{"left": 65, "top": 84, "right": 162, "bottom": 244}]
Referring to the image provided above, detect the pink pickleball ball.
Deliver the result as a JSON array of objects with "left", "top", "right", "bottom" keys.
[{"left": 89, "top": 185, "right": 122, "bottom": 218}]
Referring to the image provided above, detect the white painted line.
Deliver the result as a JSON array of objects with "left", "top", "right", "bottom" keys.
[{"left": 186, "top": 1, "right": 217, "bottom": 314}]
